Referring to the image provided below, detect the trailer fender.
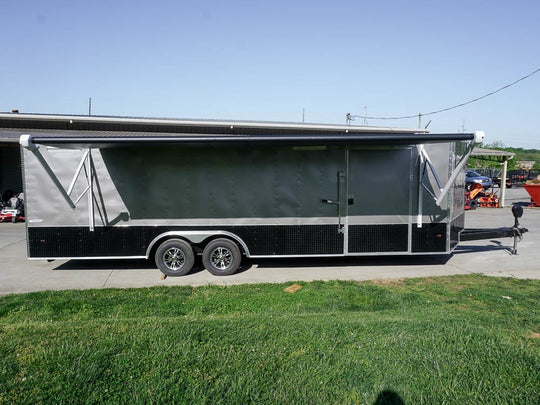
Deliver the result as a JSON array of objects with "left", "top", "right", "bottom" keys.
[{"left": 145, "top": 231, "right": 251, "bottom": 259}]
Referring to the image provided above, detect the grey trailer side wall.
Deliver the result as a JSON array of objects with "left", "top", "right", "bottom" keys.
[
  {"left": 22, "top": 141, "right": 469, "bottom": 259},
  {"left": 23, "top": 144, "right": 346, "bottom": 258},
  {"left": 411, "top": 141, "right": 469, "bottom": 252}
]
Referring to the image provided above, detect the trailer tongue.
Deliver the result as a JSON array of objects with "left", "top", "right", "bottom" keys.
[{"left": 460, "top": 205, "right": 527, "bottom": 255}]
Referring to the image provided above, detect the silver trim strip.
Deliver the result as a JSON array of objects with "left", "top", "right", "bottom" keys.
[
  {"left": 26, "top": 216, "right": 347, "bottom": 227},
  {"left": 29, "top": 250, "right": 450, "bottom": 262}
]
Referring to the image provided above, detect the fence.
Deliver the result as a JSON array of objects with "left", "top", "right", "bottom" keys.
[{"left": 471, "top": 168, "right": 540, "bottom": 185}]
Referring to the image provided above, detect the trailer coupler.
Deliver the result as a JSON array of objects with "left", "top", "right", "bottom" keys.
[{"left": 460, "top": 205, "right": 528, "bottom": 255}]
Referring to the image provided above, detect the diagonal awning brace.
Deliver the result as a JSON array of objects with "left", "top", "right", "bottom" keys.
[
  {"left": 20, "top": 134, "right": 96, "bottom": 231},
  {"left": 417, "top": 131, "right": 484, "bottom": 228},
  {"left": 67, "top": 149, "right": 90, "bottom": 196}
]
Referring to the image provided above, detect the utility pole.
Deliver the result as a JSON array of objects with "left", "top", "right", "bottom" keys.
[
  {"left": 363, "top": 107, "right": 367, "bottom": 126},
  {"left": 88, "top": 97, "right": 92, "bottom": 116}
]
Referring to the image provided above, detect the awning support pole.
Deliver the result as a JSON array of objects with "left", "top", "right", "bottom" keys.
[
  {"left": 67, "top": 150, "right": 90, "bottom": 196},
  {"left": 420, "top": 147, "right": 444, "bottom": 191},
  {"left": 417, "top": 144, "right": 444, "bottom": 227},
  {"left": 87, "top": 149, "right": 94, "bottom": 232},
  {"left": 417, "top": 147, "right": 425, "bottom": 228}
]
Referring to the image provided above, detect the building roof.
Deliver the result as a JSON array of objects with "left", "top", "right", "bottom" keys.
[
  {"left": 0, "top": 112, "right": 428, "bottom": 137},
  {"left": 1, "top": 112, "right": 477, "bottom": 148},
  {"left": 471, "top": 147, "right": 515, "bottom": 158}
]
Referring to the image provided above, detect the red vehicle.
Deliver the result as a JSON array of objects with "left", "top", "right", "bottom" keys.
[
  {"left": 0, "top": 192, "right": 25, "bottom": 222},
  {"left": 464, "top": 183, "right": 499, "bottom": 210}
]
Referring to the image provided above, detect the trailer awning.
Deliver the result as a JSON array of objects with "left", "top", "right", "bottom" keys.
[{"left": 20, "top": 131, "right": 475, "bottom": 149}]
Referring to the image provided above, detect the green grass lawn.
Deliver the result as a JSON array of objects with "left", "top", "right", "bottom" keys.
[{"left": 1, "top": 275, "right": 538, "bottom": 404}]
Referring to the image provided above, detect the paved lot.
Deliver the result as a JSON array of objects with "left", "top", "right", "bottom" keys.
[{"left": 0, "top": 187, "right": 538, "bottom": 294}]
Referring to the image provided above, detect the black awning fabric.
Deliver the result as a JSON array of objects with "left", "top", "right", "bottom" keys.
[{"left": 26, "top": 132, "right": 475, "bottom": 149}]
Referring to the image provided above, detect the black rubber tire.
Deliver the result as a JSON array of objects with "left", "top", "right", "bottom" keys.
[
  {"left": 155, "top": 239, "right": 195, "bottom": 276},
  {"left": 202, "top": 238, "right": 241, "bottom": 276}
]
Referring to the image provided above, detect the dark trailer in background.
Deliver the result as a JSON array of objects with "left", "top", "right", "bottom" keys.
[{"left": 6, "top": 113, "right": 520, "bottom": 276}]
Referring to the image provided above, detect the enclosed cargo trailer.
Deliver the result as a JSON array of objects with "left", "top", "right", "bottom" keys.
[{"left": 11, "top": 114, "right": 523, "bottom": 276}]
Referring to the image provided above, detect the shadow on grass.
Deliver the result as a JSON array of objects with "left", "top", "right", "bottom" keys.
[{"left": 374, "top": 390, "right": 405, "bottom": 405}]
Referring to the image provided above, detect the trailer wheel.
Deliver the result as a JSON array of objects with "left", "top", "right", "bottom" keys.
[
  {"left": 155, "top": 239, "right": 195, "bottom": 276},
  {"left": 202, "top": 238, "right": 241, "bottom": 276}
]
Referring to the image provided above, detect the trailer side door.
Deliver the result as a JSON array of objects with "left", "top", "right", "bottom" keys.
[{"left": 346, "top": 148, "right": 412, "bottom": 254}]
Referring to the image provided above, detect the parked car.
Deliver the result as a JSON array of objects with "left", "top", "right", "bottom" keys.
[{"left": 466, "top": 170, "right": 493, "bottom": 190}]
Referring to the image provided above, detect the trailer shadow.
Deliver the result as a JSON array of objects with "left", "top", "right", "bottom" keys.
[
  {"left": 454, "top": 240, "right": 517, "bottom": 255},
  {"left": 245, "top": 254, "right": 452, "bottom": 269},
  {"left": 52, "top": 259, "right": 155, "bottom": 271},
  {"left": 51, "top": 242, "right": 514, "bottom": 273},
  {"left": 51, "top": 254, "right": 454, "bottom": 273},
  {"left": 510, "top": 201, "right": 531, "bottom": 208},
  {"left": 51, "top": 258, "right": 253, "bottom": 274}
]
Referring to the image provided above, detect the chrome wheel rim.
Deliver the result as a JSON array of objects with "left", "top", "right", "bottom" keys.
[
  {"left": 210, "top": 247, "right": 233, "bottom": 270},
  {"left": 163, "top": 247, "right": 185, "bottom": 270}
]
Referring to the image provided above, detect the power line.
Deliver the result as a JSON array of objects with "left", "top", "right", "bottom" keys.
[{"left": 349, "top": 67, "right": 540, "bottom": 121}]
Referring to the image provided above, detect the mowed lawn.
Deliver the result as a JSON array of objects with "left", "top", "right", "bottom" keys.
[{"left": 0, "top": 275, "right": 538, "bottom": 404}]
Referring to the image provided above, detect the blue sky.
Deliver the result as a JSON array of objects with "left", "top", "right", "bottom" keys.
[{"left": 1, "top": 0, "right": 539, "bottom": 148}]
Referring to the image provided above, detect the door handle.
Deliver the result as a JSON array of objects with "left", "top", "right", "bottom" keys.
[{"left": 321, "top": 170, "right": 345, "bottom": 234}]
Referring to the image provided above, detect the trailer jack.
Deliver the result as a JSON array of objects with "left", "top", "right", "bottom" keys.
[
  {"left": 460, "top": 204, "right": 528, "bottom": 255},
  {"left": 510, "top": 205, "right": 524, "bottom": 255}
]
